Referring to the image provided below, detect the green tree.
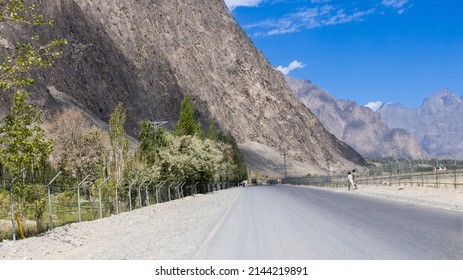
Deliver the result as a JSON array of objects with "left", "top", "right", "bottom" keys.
[
  {"left": 194, "top": 120, "right": 204, "bottom": 139},
  {"left": 136, "top": 120, "right": 156, "bottom": 164},
  {"left": 109, "top": 102, "right": 129, "bottom": 183},
  {"left": 218, "top": 132, "right": 248, "bottom": 182},
  {"left": 207, "top": 121, "right": 217, "bottom": 142},
  {"left": 0, "top": 1, "right": 66, "bottom": 234},
  {"left": 0, "top": 0, "right": 67, "bottom": 92},
  {"left": 158, "top": 134, "right": 222, "bottom": 183},
  {"left": 174, "top": 95, "right": 196, "bottom": 137},
  {"left": 0, "top": 90, "right": 53, "bottom": 230},
  {"left": 0, "top": 91, "right": 52, "bottom": 175},
  {"left": 136, "top": 120, "right": 168, "bottom": 165}
]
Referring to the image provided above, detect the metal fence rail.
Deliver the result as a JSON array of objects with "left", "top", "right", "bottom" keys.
[
  {"left": 0, "top": 172, "right": 237, "bottom": 241},
  {"left": 283, "top": 168, "right": 463, "bottom": 189}
]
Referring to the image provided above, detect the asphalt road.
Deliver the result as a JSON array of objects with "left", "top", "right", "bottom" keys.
[{"left": 196, "top": 185, "right": 463, "bottom": 259}]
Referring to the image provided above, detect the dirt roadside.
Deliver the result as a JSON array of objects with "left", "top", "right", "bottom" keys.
[
  {"left": 326, "top": 184, "right": 463, "bottom": 212},
  {"left": 0, "top": 184, "right": 461, "bottom": 260}
]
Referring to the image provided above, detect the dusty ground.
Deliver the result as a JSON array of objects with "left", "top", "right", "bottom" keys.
[
  {"left": 344, "top": 184, "right": 463, "bottom": 212},
  {"left": 0, "top": 184, "right": 461, "bottom": 259},
  {"left": 0, "top": 188, "right": 242, "bottom": 260}
]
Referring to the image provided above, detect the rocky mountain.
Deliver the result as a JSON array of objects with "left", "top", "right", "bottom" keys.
[
  {"left": 378, "top": 89, "right": 463, "bottom": 158},
  {"left": 0, "top": 0, "right": 367, "bottom": 176},
  {"left": 285, "top": 76, "right": 427, "bottom": 159}
]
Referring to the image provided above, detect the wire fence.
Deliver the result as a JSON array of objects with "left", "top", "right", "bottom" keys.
[
  {"left": 283, "top": 166, "right": 463, "bottom": 189},
  {"left": 0, "top": 171, "right": 237, "bottom": 241}
]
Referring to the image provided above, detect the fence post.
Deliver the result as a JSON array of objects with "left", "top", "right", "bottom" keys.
[
  {"left": 137, "top": 181, "right": 145, "bottom": 208},
  {"left": 128, "top": 181, "right": 136, "bottom": 211},
  {"left": 9, "top": 184, "right": 15, "bottom": 241},
  {"left": 431, "top": 153, "right": 439, "bottom": 188},
  {"left": 115, "top": 185, "right": 118, "bottom": 214},
  {"left": 46, "top": 171, "right": 61, "bottom": 231},
  {"left": 418, "top": 156, "right": 424, "bottom": 187},
  {"left": 97, "top": 177, "right": 110, "bottom": 219},
  {"left": 145, "top": 181, "right": 151, "bottom": 206},
  {"left": 156, "top": 182, "right": 160, "bottom": 204},
  {"left": 179, "top": 182, "right": 186, "bottom": 198},
  {"left": 167, "top": 182, "right": 175, "bottom": 201},
  {"left": 114, "top": 178, "right": 125, "bottom": 215},
  {"left": 8, "top": 168, "right": 26, "bottom": 241},
  {"left": 77, "top": 184, "right": 81, "bottom": 222},
  {"left": 155, "top": 181, "right": 165, "bottom": 204},
  {"left": 77, "top": 175, "right": 91, "bottom": 223},
  {"left": 394, "top": 158, "right": 401, "bottom": 187}
]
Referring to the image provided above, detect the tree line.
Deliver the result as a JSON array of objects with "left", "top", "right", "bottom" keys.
[{"left": 0, "top": 0, "right": 247, "bottom": 234}]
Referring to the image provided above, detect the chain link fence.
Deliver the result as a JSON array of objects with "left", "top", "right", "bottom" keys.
[
  {"left": 0, "top": 170, "right": 237, "bottom": 241},
  {"left": 283, "top": 163, "right": 463, "bottom": 189}
]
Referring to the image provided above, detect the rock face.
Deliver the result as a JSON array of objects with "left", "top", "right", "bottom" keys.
[
  {"left": 378, "top": 89, "right": 463, "bottom": 158},
  {"left": 0, "top": 0, "right": 367, "bottom": 176},
  {"left": 285, "top": 76, "right": 427, "bottom": 159}
]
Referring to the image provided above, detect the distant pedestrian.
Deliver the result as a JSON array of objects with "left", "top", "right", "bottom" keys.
[
  {"left": 347, "top": 172, "right": 355, "bottom": 190},
  {"left": 352, "top": 169, "right": 358, "bottom": 190}
]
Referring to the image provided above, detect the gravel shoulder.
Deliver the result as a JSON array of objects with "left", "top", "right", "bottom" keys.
[
  {"left": 335, "top": 184, "right": 463, "bottom": 212},
  {"left": 0, "top": 187, "right": 242, "bottom": 260}
]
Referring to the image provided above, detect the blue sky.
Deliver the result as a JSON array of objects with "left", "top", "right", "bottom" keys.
[{"left": 224, "top": 0, "right": 463, "bottom": 109}]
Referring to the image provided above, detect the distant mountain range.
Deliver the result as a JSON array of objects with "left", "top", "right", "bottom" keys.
[
  {"left": 377, "top": 89, "right": 463, "bottom": 158},
  {"left": 285, "top": 76, "right": 429, "bottom": 159}
]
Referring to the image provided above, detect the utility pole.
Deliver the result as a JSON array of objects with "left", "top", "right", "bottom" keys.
[
  {"left": 431, "top": 153, "right": 439, "bottom": 188},
  {"left": 418, "top": 156, "right": 424, "bottom": 187},
  {"left": 450, "top": 152, "right": 457, "bottom": 189},
  {"left": 281, "top": 149, "right": 287, "bottom": 178}
]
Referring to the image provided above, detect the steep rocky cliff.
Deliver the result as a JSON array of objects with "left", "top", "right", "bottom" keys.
[
  {"left": 285, "top": 76, "right": 428, "bottom": 159},
  {"left": 378, "top": 89, "right": 463, "bottom": 158},
  {"left": 0, "top": 0, "right": 367, "bottom": 175}
]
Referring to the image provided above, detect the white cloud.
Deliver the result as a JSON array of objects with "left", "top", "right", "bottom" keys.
[
  {"left": 225, "top": 0, "right": 263, "bottom": 11},
  {"left": 364, "top": 101, "right": 383, "bottom": 111},
  {"left": 381, "top": 0, "right": 408, "bottom": 8},
  {"left": 322, "top": 8, "right": 375, "bottom": 25},
  {"left": 276, "top": 60, "right": 305, "bottom": 75},
  {"left": 245, "top": 4, "right": 375, "bottom": 36},
  {"left": 241, "top": 1, "right": 412, "bottom": 36},
  {"left": 381, "top": 0, "right": 411, "bottom": 14}
]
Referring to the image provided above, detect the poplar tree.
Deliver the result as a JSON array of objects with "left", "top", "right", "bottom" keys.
[
  {"left": 0, "top": 90, "right": 53, "bottom": 229},
  {"left": 194, "top": 120, "right": 204, "bottom": 139},
  {"left": 207, "top": 121, "right": 217, "bottom": 141},
  {"left": 0, "top": 0, "right": 67, "bottom": 92},
  {"left": 109, "top": 102, "right": 129, "bottom": 183},
  {"left": 174, "top": 95, "right": 196, "bottom": 137},
  {"left": 0, "top": 0, "right": 66, "bottom": 175},
  {"left": 136, "top": 120, "right": 168, "bottom": 165},
  {"left": 0, "top": 91, "right": 52, "bottom": 175},
  {"left": 0, "top": 1, "right": 67, "bottom": 233}
]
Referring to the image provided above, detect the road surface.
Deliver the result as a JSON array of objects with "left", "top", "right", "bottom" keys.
[{"left": 196, "top": 185, "right": 463, "bottom": 259}]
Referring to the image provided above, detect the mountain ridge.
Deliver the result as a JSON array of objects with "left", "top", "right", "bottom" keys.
[
  {"left": 285, "top": 76, "right": 428, "bottom": 159},
  {"left": 378, "top": 89, "right": 463, "bottom": 158},
  {"left": 0, "top": 0, "right": 367, "bottom": 176}
]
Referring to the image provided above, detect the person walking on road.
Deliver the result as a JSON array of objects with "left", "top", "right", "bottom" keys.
[
  {"left": 352, "top": 169, "right": 358, "bottom": 190},
  {"left": 347, "top": 172, "right": 355, "bottom": 190}
]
